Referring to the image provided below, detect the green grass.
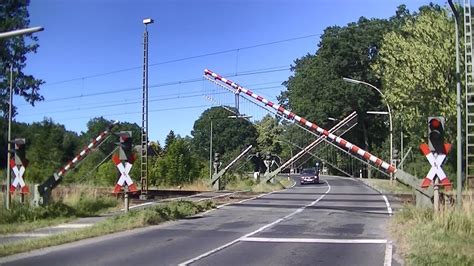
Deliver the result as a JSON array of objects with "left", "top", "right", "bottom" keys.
[
  {"left": 225, "top": 176, "right": 293, "bottom": 192},
  {"left": 0, "top": 200, "right": 216, "bottom": 257},
  {"left": 391, "top": 196, "right": 474, "bottom": 265},
  {"left": 0, "top": 196, "right": 119, "bottom": 234},
  {"left": 362, "top": 178, "right": 413, "bottom": 194}
]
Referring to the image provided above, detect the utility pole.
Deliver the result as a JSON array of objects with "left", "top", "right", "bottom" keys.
[
  {"left": 5, "top": 65, "right": 13, "bottom": 210},
  {"left": 209, "top": 118, "right": 213, "bottom": 180},
  {"left": 1, "top": 26, "right": 43, "bottom": 209},
  {"left": 140, "top": 18, "right": 153, "bottom": 200},
  {"left": 448, "top": 0, "right": 463, "bottom": 207}
]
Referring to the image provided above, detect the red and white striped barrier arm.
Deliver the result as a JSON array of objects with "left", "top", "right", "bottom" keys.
[
  {"left": 204, "top": 69, "right": 396, "bottom": 174},
  {"left": 55, "top": 121, "right": 119, "bottom": 180}
]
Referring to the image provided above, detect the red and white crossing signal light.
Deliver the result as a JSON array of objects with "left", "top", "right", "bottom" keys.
[
  {"left": 113, "top": 131, "right": 137, "bottom": 193},
  {"left": 116, "top": 131, "right": 134, "bottom": 162},
  {"left": 10, "top": 138, "right": 28, "bottom": 167},
  {"left": 420, "top": 116, "right": 452, "bottom": 189},
  {"left": 9, "top": 138, "right": 29, "bottom": 193},
  {"left": 428, "top": 117, "right": 446, "bottom": 154}
]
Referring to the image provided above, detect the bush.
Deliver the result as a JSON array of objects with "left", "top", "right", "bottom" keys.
[
  {"left": 73, "top": 196, "right": 118, "bottom": 217},
  {"left": 0, "top": 202, "right": 76, "bottom": 224}
]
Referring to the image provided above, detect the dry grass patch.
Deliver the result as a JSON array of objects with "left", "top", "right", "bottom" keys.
[{"left": 391, "top": 193, "right": 474, "bottom": 265}]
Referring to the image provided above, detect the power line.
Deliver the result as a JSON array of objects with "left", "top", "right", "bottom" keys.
[
  {"left": 44, "top": 34, "right": 319, "bottom": 86},
  {"left": 18, "top": 85, "right": 284, "bottom": 117},
  {"left": 21, "top": 66, "right": 289, "bottom": 105},
  {"left": 55, "top": 104, "right": 213, "bottom": 122}
]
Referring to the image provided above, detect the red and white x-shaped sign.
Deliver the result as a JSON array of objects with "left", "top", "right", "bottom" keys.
[
  {"left": 112, "top": 155, "right": 137, "bottom": 193},
  {"left": 419, "top": 143, "right": 452, "bottom": 190},
  {"left": 9, "top": 159, "right": 29, "bottom": 193}
]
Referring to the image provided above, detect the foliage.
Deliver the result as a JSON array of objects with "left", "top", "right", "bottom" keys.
[
  {"left": 73, "top": 196, "right": 118, "bottom": 217},
  {"left": 14, "top": 119, "right": 80, "bottom": 184},
  {"left": 0, "top": 201, "right": 75, "bottom": 224},
  {"left": 164, "top": 130, "right": 177, "bottom": 152},
  {"left": 191, "top": 106, "right": 258, "bottom": 159},
  {"left": 279, "top": 12, "right": 406, "bottom": 155},
  {"left": 255, "top": 115, "right": 283, "bottom": 154},
  {"left": 0, "top": 0, "right": 44, "bottom": 117},
  {"left": 152, "top": 138, "right": 202, "bottom": 186},
  {"left": 372, "top": 6, "right": 456, "bottom": 143}
]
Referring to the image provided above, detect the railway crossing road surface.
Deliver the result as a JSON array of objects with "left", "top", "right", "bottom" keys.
[{"left": 1, "top": 176, "right": 399, "bottom": 266}]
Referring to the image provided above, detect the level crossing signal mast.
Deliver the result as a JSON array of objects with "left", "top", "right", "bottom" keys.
[
  {"left": 9, "top": 138, "right": 29, "bottom": 193},
  {"left": 112, "top": 131, "right": 138, "bottom": 193},
  {"left": 420, "top": 117, "right": 452, "bottom": 189}
]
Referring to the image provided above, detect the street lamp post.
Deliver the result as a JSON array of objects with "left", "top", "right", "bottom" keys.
[
  {"left": 343, "top": 77, "right": 394, "bottom": 181},
  {"left": 209, "top": 118, "right": 213, "bottom": 180},
  {"left": 2, "top": 26, "right": 44, "bottom": 210},
  {"left": 0, "top": 26, "right": 43, "bottom": 39},
  {"left": 5, "top": 65, "right": 13, "bottom": 210}
]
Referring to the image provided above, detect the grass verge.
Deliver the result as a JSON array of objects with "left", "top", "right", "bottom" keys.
[
  {"left": 225, "top": 176, "right": 293, "bottom": 192},
  {"left": 0, "top": 196, "right": 119, "bottom": 234},
  {"left": 391, "top": 195, "right": 473, "bottom": 265},
  {"left": 0, "top": 200, "right": 215, "bottom": 257},
  {"left": 361, "top": 178, "right": 413, "bottom": 194}
]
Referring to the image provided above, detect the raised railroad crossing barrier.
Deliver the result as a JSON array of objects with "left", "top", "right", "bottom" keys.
[{"left": 204, "top": 69, "right": 433, "bottom": 204}]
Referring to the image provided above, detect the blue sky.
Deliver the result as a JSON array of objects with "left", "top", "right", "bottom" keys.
[{"left": 19, "top": 0, "right": 444, "bottom": 145}]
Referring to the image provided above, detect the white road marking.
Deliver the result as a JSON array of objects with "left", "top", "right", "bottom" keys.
[
  {"left": 382, "top": 195, "right": 393, "bottom": 216},
  {"left": 349, "top": 177, "right": 394, "bottom": 216},
  {"left": 196, "top": 192, "right": 236, "bottom": 202},
  {"left": 7, "top": 233, "right": 50, "bottom": 237},
  {"left": 199, "top": 191, "right": 278, "bottom": 216},
  {"left": 52, "top": 223, "right": 94, "bottom": 229},
  {"left": 240, "top": 237, "right": 388, "bottom": 244},
  {"left": 179, "top": 180, "right": 331, "bottom": 266},
  {"left": 124, "top": 191, "right": 239, "bottom": 211},
  {"left": 384, "top": 241, "right": 393, "bottom": 266},
  {"left": 124, "top": 201, "right": 154, "bottom": 210}
]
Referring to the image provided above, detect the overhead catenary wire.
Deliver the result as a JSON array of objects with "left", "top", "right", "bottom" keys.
[
  {"left": 48, "top": 104, "right": 213, "bottom": 122},
  {"left": 18, "top": 84, "right": 284, "bottom": 117},
  {"left": 19, "top": 66, "right": 289, "bottom": 107},
  {"left": 43, "top": 34, "right": 319, "bottom": 86}
]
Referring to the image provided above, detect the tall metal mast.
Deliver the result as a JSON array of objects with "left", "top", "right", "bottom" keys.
[
  {"left": 464, "top": 0, "right": 474, "bottom": 189},
  {"left": 141, "top": 18, "right": 153, "bottom": 199}
]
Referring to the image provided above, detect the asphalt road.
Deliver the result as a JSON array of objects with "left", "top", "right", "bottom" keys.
[{"left": 1, "top": 175, "right": 397, "bottom": 266}]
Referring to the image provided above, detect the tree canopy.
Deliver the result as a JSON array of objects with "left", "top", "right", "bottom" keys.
[
  {"left": 372, "top": 5, "right": 456, "bottom": 142},
  {"left": 0, "top": 0, "right": 44, "bottom": 117},
  {"left": 191, "top": 106, "right": 258, "bottom": 159},
  {"left": 279, "top": 12, "right": 407, "bottom": 153}
]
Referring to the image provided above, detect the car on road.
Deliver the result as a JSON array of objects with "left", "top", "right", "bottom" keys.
[{"left": 300, "top": 168, "right": 319, "bottom": 185}]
